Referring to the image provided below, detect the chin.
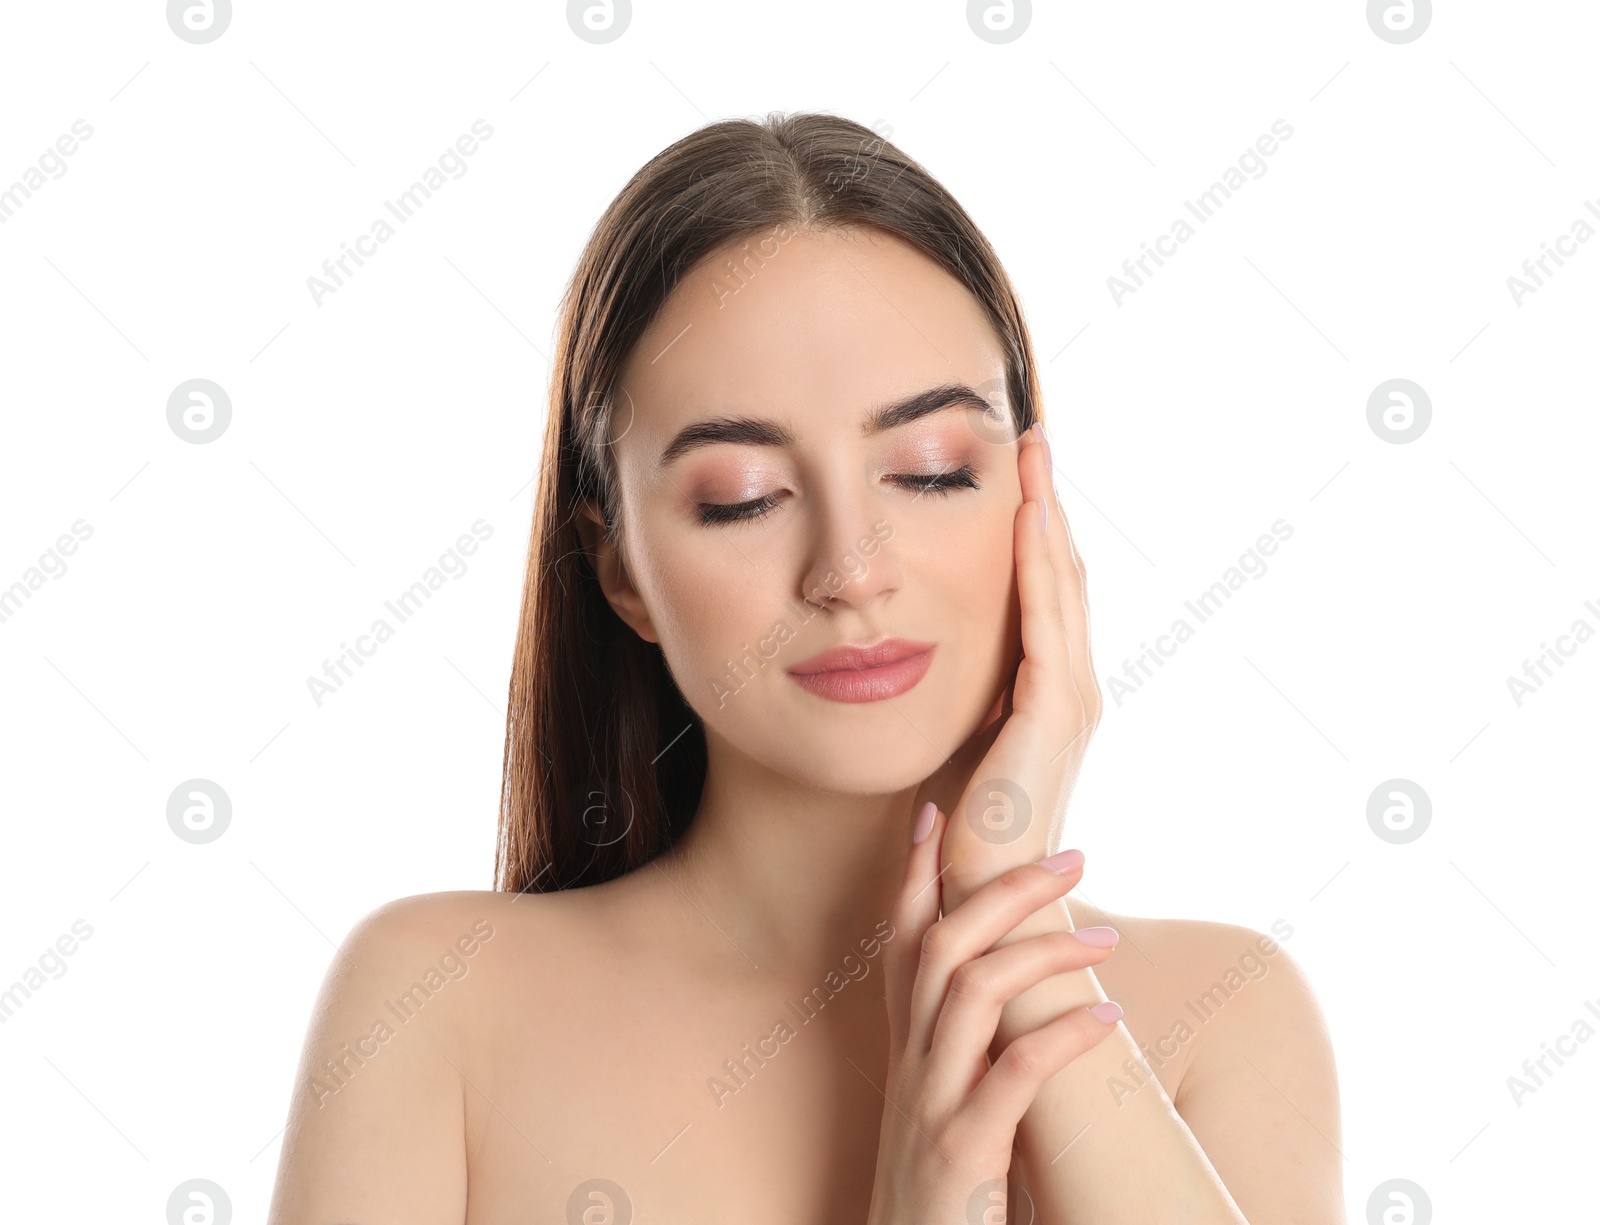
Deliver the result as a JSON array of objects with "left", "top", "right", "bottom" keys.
[
  {"left": 772, "top": 741, "right": 942, "bottom": 799},
  {"left": 764, "top": 694, "right": 973, "bottom": 794}
]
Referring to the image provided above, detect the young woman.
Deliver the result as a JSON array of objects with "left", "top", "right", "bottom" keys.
[{"left": 268, "top": 113, "right": 1342, "bottom": 1224}]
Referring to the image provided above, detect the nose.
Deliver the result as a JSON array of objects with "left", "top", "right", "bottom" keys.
[{"left": 797, "top": 484, "right": 900, "bottom": 611}]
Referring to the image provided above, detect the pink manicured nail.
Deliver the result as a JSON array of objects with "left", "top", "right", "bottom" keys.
[
  {"left": 1039, "top": 498, "right": 1047, "bottom": 534},
  {"left": 1032, "top": 420, "right": 1052, "bottom": 469},
  {"left": 912, "top": 801, "right": 936, "bottom": 845},
  {"left": 1089, "top": 1000, "right": 1123, "bottom": 1024},
  {"left": 1038, "top": 847, "right": 1083, "bottom": 873},
  {"left": 1073, "top": 926, "right": 1119, "bottom": 947}
]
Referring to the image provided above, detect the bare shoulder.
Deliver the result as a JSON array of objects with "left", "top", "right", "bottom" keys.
[
  {"left": 1067, "top": 897, "right": 1325, "bottom": 1078},
  {"left": 346, "top": 882, "right": 618, "bottom": 966},
  {"left": 348, "top": 886, "right": 558, "bottom": 960},
  {"left": 267, "top": 887, "right": 592, "bottom": 1225},
  {"left": 1067, "top": 897, "right": 1343, "bottom": 1224},
  {"left": 327, "top": 885, "right": 625, "bottom": 1038},
  {"left": 323, "top": 889, "right": 536, "bottom": 1030}
]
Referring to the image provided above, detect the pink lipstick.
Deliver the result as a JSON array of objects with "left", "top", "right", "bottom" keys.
[{"left": 786, "top": 638, "right": 935, "bottom": 704}]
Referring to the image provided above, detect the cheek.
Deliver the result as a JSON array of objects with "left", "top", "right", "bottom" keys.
[
  {"left": 634, "top": 528, "right": 786, "bottom": 699},
  {"left": 920, "top": 502, "right": 1016, "bottom": 610},
  {"left": 914, "top": 504, "right": 1020, "bottom": 694}
]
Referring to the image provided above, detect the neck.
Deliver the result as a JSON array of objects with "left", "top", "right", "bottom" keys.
[{"left": 653, "top": 727, "right": 918, "bottom": 975}]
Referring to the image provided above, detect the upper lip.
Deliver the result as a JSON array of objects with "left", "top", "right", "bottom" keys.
[{"left": 787, "top": 637, "right": 935, "bottom": 676}]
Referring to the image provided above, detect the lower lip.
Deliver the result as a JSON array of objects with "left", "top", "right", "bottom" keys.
[{"left": 787, "top": 649, "right": 934, "bottom": 704}]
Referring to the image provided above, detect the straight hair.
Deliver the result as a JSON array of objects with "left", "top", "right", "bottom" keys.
[{"left": 494, "top": 111, "right": 1042, "bottom": 894}]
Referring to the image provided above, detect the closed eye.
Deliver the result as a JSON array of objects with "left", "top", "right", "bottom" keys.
[
  {"left": 696, "top": 465, "right": 980, "bottom": 526},
  {"left": 890, "top": 465, "right": 981, "bottom": 499}
]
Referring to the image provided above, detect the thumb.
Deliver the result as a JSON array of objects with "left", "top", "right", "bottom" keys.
[{"left": 881, "top": 801, "right": 946, "bottom": 1057}]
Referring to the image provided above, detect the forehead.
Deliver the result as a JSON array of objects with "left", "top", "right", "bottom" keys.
[{"left": 613, "top": 226, "right": 1005, "bottom": 449}]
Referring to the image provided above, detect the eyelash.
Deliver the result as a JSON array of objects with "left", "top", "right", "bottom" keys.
[{"left": 696, "top": 466, "right": 981, "bottom": 527}]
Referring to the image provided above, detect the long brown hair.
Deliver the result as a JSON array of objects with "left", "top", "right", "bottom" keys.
[{"left": 493, "top": 111, "right": 1044, "bottom": 894}]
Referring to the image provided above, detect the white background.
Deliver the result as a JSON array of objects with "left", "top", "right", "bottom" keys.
[{"left": 1, "top": 1, "right": 1595, "bottom": 1221}]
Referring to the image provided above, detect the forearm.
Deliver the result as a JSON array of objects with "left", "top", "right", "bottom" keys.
[{"left": 993, "top": 902, "right": 1249, "bottom": 1225}]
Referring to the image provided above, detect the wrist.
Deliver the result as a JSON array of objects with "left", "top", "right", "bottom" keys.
[
  {"left": 994, "top": 965, "right": 1107, "bottom": 1051},
  {"left": 990, "top": 901, "right": 1109, "bottom": 1051},
  {"left": 941, "top": 839, "right": 1055, "bottom": 913}
]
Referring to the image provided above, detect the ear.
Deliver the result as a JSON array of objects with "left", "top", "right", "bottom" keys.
[{"left": 574, "top": 498, "right": 660, "bottom": 644}]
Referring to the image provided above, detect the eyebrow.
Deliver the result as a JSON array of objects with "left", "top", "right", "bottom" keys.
[{"left": 655, "top": 382, "right": 1002, "bottom": 470}]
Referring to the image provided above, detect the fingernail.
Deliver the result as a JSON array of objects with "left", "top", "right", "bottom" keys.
[
  {"left": 1073, "top": 926, "right": 1119, "bottom": 947},
  {"left": 912, "top": 801, "right": 936, "bottom": 845},
  {"left": 1089, "top": 1000, "right": 1123, "bottom": 1024},
  {"left": 1039, "top": 498, "right": 1047, "bottom": 534},
  {"left": 1033, "top": 420, "right": 1052, "bottom": 469},
  {"left": 1038, "top": 847, "right": 1083, "bottom": 873}
]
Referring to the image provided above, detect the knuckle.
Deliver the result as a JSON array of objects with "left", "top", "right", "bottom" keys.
[
  {"left": 919, "top": 921, "right": 951, "bottom": 968},
  {"left": 1002, "top": 1037, "right": 1045, "bottom": 1081},
  {"left": 995, "top": 865, "right": 1036, "bottom": 895},
  {"left": 946, "top": 961, "right": 991, "bottom": 1002}
]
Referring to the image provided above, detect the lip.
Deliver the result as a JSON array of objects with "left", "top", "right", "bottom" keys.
[{"left": 787, "top": 638, "right": 936, "bottom": 704}]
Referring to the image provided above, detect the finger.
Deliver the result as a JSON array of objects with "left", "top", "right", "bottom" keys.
[
  {"left": 907, "top": 855, "right": 1085, "bottom": 1050},
  {"left": 883, "top": 801, "right": 949, "bottom": 1058},
  {"left": 956, "top": 1000, "right": 1123, "bottom": 1138},
  {"left": 1054, "top": 512, "right": 1101, "bottom": 745},
  {"left": 1009, "top": 443, "right": 1070, "bottom": 721},
  {"left": 1029, "top": 421, "right": 1101, "bottom": 739},
  {"left": 922, "top": 928, "right": 1118, "bottom": 1112},
  {"left": 1027, "top": 420, "right": 1081, "bottom": 618}
]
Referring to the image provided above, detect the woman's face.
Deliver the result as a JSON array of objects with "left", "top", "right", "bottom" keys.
[{"left": 583, "top": 225, "right": 1026, "bottom": 795}]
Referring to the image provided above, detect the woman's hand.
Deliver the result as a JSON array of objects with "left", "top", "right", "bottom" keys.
[
  {"left": 912, "top": 421, "right": 1101, "bottom": 911},
  {"left": 866, "top": 801, "right": 1122, "bottom": 1224}
]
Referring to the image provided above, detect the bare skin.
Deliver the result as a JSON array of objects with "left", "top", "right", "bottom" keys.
[
  {"left": 267, "top": 227, "right": 1341, "bottom": 1223},
  {"left": 268, "top": 884, "right": 1331, "bottom": 1223}
]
